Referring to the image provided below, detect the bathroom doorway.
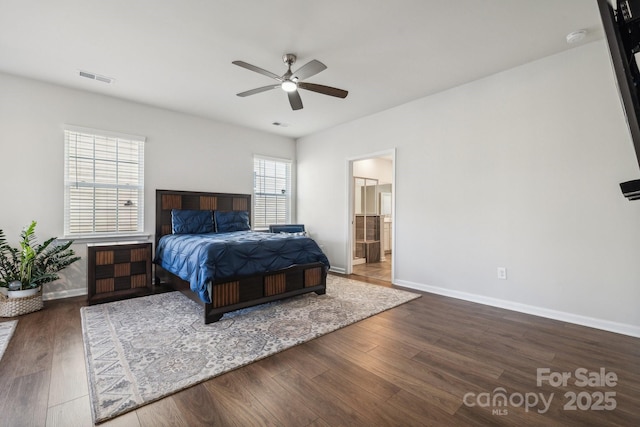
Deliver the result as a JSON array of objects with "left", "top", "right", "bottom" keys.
[{"left": 348, "top": 151, "right": 394, "bottom": 282}]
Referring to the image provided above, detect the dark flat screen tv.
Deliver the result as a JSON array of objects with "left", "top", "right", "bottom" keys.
[{"left": 598, "top": 0, "right": 640, "bottom": 199}]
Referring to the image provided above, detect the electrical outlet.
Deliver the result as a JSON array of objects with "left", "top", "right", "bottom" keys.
[{"left": 497, "top": 267, "right": 507, "bottom": 280}]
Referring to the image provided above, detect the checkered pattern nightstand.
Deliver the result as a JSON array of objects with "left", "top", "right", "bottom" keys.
[{"left": 87, "top": 241, "right": 152, "bottom": 304}]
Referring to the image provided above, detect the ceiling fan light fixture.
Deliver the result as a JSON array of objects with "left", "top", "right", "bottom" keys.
[
  {"left": 233, "top": 54, "right": 348, "bottom": 110},
  {"left": 281, "top": 80, "right": 297, "bottom": 92}
]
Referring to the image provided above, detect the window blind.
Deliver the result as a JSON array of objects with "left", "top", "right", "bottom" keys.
[
  {"left": 64, "top": 127, "right": 145, "bottom": 236},
  {"left": 253, "top": 156, "right": 291, "bottom": 228}
]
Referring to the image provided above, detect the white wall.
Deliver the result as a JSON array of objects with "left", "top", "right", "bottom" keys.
[
  {"left": 0, "top": 72, "right": 295, "bottom": 299},
  {"left": 297, "top": 41, "right": 640, "bottom": 336}
]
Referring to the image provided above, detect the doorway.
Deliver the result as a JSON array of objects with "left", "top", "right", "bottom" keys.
[{"left": 348, "top": 151, "right": 394, "bottom": 282}]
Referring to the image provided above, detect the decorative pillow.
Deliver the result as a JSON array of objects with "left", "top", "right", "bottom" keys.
[
  {"left": 215, "top": 210, "right": 250, "bottom": 232},
  {"left": 171, "top": 209, "right": 214, "bottom": 234}
]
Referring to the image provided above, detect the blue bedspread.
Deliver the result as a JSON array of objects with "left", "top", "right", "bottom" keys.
[{"left": 154, "top": 231, "right": 330, "bottom": 303}]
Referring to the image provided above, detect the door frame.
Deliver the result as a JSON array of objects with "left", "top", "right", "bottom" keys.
[{"left": 345, "top": 148, "right": 396, "bottom": 281}]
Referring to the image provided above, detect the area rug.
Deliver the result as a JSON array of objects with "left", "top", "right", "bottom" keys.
[
  {"left": 0, "top": 320, "right": 18, "bottom": 362},
  {"left": 81, "top": 275, "right": 420, "bottom": 423}
]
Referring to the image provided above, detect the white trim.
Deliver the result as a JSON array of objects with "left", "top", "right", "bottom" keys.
[
  {"left": 253, "top": 153, "right": 293, "bottom": 163},
  {"left": 63, "top": 124, "right": 146, "bottom": 142},
  {"left": 63, "top": 127, "right": 146, "bottom": 237},
  {"left": 254, "top": 152, "right": 295, "bottom": 226},
  {"left": 346, "top": 149, "right": 396, "bottom": 162},
  {"left": 345, "top": 149, "right": 396, "bottom": 279},
  {"left": 252, "top": 154, "right": 293, "bottom": 227},
  {"left": 390, "top": 150, "right": 396, "bottom": 283},
  {"left": 43, "top": 287, "right": 87, "bottom": 301},
  {"left": 394, "top": 279, "right": 640, "bottom": 338},
  {"left": 329, "top": 266, "right": 347, "bottom": 274},
  {"left": 61, "top": 233, "right": 150, "bottom": 243},
  {"left": 345, "top": 160, "right": 354, "bottom": 275}
]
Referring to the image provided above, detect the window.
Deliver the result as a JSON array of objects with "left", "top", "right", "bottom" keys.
[
  {"left": 253, "top": 156, "right": 291, "bottom": 229},
  {"left": 64, "top": 126, "right": 145, "bottom": 237}
]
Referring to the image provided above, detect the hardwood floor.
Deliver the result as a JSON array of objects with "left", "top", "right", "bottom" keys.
[
  {"left": 0, "top": 274, "right": 638, "bottom": 426},
  {"left": 351, "top": 256, "right": 391, "bottom": 282}
]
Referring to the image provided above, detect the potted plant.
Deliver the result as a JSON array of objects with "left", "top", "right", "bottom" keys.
[{"left": 0, "top": 221, "right": 80, "bottom": 316}]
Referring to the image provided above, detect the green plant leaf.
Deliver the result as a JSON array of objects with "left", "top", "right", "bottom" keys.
[{"left": 0, "top": 221, "right": 80, "bottom": 290}]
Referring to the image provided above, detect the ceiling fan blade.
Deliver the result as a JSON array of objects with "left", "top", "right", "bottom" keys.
[
  {"left": 288, "top": 90, "right": 303, "bottom": 110},
  {"left": 236, "top": 85, "right": 280, "bottom": 97},
  {"left": 292, "top": 59, "right": 327, "bottom": 81},
  {"left": 232, "top": 61, "right": 282, "bottom": 81},
  {"left": 298, "top": 82, "right": 348, "bottom": 98}
]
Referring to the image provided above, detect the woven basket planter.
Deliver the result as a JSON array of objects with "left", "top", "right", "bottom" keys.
[{"left": 0, "top": 288, "right": 43, "bottom": 317}]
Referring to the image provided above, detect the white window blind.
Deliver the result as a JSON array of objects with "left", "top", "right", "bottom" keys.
[
  {"left": 64, "top": 127, "right": 145, "bottom": 237},
  {"left": 253, "top": 156, "right": 291, "bottom": 229}
]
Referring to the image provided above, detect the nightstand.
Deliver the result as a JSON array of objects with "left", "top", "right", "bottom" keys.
[{"left": 87, "top": 241, "right": 152, "bottom": 304}]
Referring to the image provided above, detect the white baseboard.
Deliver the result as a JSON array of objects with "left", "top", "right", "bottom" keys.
[
  {"left": 330, "top": 266, "right": 346, "bottom": 274},
  {"left": 43, "top": 288, "right": 87, "bottom": 301},
  {"left": 394, "top": 279, "right": 640, "bottom": 338}
]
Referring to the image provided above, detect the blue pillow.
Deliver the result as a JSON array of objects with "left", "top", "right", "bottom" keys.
[
  {"left": 171, "top": 209, "right": 214, "bottom": 234},
  {"left": 215, "top": 210, "right": 250, "bottom": 232}
]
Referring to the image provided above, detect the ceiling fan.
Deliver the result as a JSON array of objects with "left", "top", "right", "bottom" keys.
[{"left": 232, "top": 53, "right": 348, "bottom": 111}]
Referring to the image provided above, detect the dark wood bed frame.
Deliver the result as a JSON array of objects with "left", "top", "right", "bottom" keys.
[{"left": 155, "top": 189, "right": 327, "bottom": 323}]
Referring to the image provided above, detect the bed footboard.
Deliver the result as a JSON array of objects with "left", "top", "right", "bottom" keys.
[{"left": 156, "top": 262, "right": 327, "bottom": 323}]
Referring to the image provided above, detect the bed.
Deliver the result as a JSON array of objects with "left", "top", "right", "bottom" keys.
[{"left": 154, "top": 189, "right": 329, "bottom": 323}]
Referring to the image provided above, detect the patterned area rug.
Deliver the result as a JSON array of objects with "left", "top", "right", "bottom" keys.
[
  {"left": 81, "top": 275, "right": 420, "bottom": 424},
  {"left": 0, "top": 320, "right": 18, "bottom": 362}
]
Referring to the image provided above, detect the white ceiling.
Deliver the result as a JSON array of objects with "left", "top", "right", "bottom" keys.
[{"left": 0, "top": 0, "right": 605, "bottom": 139}]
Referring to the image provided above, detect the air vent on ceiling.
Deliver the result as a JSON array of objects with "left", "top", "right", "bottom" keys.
[{"left": 79, "top": 70, "right": 114, "bottom": 84}]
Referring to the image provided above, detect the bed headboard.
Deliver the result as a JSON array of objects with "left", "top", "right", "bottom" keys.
[{"left": 155, "top": 189, "right": 251, "bottom": 249}]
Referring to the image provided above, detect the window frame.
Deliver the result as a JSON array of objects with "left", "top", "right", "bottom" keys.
[
  {"left": 63, "top": 125, "right": 146, "bottom": 239},
  {"left": 252, "top": 155, "right": 293, "bottom": 230}
]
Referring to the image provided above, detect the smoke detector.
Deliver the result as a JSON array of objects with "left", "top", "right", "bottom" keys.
[{"left": 566, "top": 29, "right": 587, "bottom": 44}]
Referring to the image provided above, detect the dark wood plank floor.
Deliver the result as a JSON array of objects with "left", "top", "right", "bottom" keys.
[
  {"left": 0, "top": 274, "right": 638, "bottom": 426},
  {"left": 351, "top": 257, "right": 391, "bottom": 282}
]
